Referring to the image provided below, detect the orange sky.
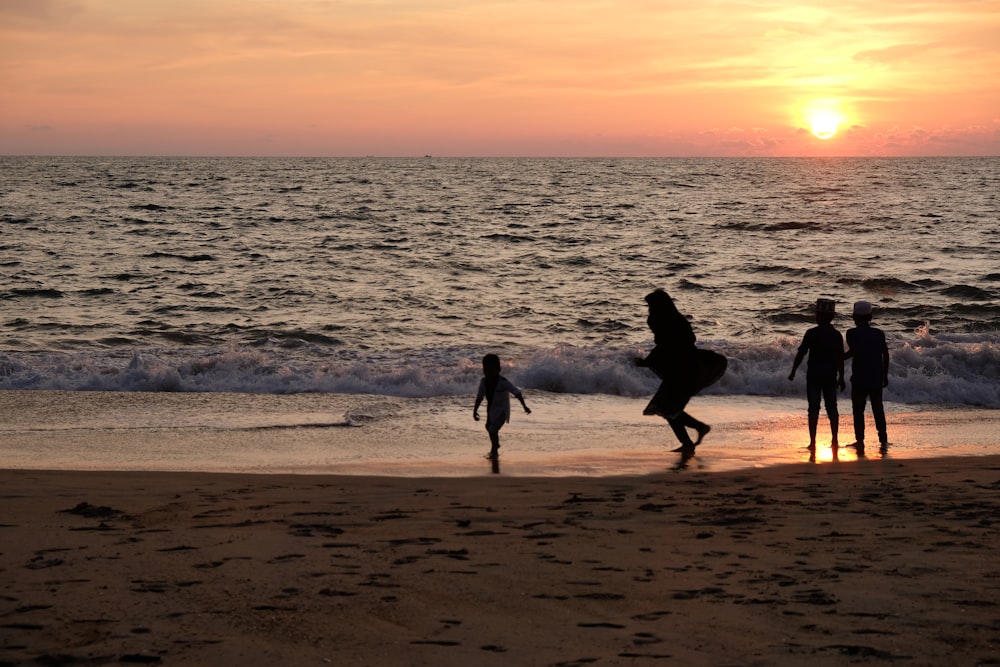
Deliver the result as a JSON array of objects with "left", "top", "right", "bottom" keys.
[{"left": 2, "top": 1, "right": 998, "bottom": 157}]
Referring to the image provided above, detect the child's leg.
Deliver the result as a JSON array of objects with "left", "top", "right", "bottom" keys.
[
  {"left": 822, "top": 381, "right": 839, "bottom": 445},
  {"left": 851, "top": 385, "right": 868, "bottom": 443},
  {"left": 806, "top": 381, "right": 822, "bottom": 446},
  {"left": 870, "top": 388, "right": 888, "bottom": 443},
  {"left": 485, "top": 419, "right": 501, "bottom": 456}
]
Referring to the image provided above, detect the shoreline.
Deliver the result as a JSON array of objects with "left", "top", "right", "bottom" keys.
[
  {"left": 2, "top": 456, "right": 998, "bottom": 665},
  {"left": 3, "top": 390, "right": 999, "bottom": 477}
]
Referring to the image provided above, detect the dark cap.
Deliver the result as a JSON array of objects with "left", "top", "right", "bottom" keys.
[{"left": 815, "top": 298, "right": 836, "bottom": 314}]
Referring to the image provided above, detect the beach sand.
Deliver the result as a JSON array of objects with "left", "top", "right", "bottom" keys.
[{"left": 2, "top": 457, "right": 998, "bottom": 666}]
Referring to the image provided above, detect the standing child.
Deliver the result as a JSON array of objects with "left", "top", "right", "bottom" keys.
[
  {"left": 845, "top": 300, "right": 890, "bottom": 452},
  {"left": 788, "top": 298, "right": 846, "bottom": 450},
  {"left": 473, "top": 353, "right": 531, "bottom": 459}
]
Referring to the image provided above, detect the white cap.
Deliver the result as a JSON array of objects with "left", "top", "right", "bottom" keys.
[{"left": 853, "top": 300, "right": 873, "bottom": 316}]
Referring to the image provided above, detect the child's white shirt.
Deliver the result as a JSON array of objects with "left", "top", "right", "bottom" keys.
[{"left": 477, "top": 376, "right": 522, "bottom": 425}]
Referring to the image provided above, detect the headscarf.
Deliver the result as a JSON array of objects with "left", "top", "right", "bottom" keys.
[{"left": 645, "top": 289, "right": 695, "bottom": 348}]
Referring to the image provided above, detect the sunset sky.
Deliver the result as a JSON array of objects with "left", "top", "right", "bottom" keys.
[{"left": 2, "top": 0, "right": 998, "bottom": 157}]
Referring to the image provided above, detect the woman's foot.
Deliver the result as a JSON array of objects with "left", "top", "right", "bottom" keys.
[{"left": 694, "top": 424, "right": 711, "bottom": 446}]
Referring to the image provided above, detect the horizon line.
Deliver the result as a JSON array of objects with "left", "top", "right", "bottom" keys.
[{"left": 3, "top": 153, "right": 998, "bottom": 160}]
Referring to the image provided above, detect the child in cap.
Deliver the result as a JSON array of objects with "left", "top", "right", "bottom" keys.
[
  {"left": 845, "top": 300, "right": 890, "bottom": 451},
  {"left": 473, "top": 353, "right": 531, "bottom": 460},
  {"left": 789, "top": 298, "right": 846, "bottom": 450}
]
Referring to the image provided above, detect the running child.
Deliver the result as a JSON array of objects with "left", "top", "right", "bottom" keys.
[{"left": 473, "top": 353, "right": 531, "bottom": 459}]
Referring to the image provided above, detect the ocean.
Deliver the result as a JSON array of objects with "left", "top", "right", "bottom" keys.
[{"left": 1, "top": 156, "right": 998, "bottom": 473}]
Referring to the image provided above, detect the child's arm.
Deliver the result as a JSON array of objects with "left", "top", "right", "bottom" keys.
[
  {"left": 788, "top": 351, "right": 806, "bottom": 380},
  {"left": 881, "top": 337, "right": 890, "bottom": 387},
  {"left": 788, "top": 341, "right": 807, "bottom": 381},
  {"left": 473, "top": 383, "right": 485, "bottom": 421},
  {"left": 837, "top": 338, "right": 846, "bottom": 391},
  {"left": 502, "top": 378, "right": 531, "bottom": 415}
]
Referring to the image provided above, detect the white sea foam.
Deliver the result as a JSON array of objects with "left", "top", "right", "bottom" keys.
[{"left": 1, "top": 325, "right": 996, "bottom": 407}]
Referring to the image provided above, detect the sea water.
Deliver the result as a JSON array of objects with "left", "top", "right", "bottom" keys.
[{"left": 1, "top": 157, "right": 998, "bottom": 473}]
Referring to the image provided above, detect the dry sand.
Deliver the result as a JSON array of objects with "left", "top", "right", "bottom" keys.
[{"left": 1, "top": 456, "right": 998, "bottom": 666}]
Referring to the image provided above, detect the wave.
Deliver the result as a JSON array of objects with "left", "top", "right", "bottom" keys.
[
  {"left": 1, "top": 327, "right": 996, "bottom": 408},
  {"left": 942, "top": 284, "right": 996, "bottom": 300},
  {"left": 144, "top": 252, "right": 217, "bottom": 262},
  {"left": 3, "top": 289, "right": 64, "bottom": 300}
]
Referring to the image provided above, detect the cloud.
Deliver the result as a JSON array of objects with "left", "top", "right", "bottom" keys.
[
  {"left": 854, "top": 42, "right": 941, "bottom": 65},
  {"left": 1, "top": 0, "right": 997, "bottom": 156},
  {"left": 0, "top": 0, "right": 83, "bottom": 25}
]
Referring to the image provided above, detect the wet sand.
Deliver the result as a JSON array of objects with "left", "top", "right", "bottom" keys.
[
  {"left": 2, "top": 456, "right": 998, "bottom": 666},
  {"left": 3, "top": 390, "right": 1000, "bottom": 476}
]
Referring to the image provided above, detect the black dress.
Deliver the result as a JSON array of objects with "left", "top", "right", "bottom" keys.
[
  {"left": 642, "top": 308, "right": 699, "bottom": 417},
  {"left": 642, "top": 307, "right": 727, "bottom": 417}
]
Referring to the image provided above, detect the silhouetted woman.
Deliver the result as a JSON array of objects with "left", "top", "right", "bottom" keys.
[{"left": 634, "top": 289, "right": 713, "bottom": 451}]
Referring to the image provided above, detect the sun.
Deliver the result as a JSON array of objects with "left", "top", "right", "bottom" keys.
[
  {"left": 793, "top": 97, "right": 851, "bottom": 141},
  {"left": 809, "top": 110, "right": 841, "bottom": 139},
  {"left": 799, "top": 99, "right": 848, "bottom": 141}
]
